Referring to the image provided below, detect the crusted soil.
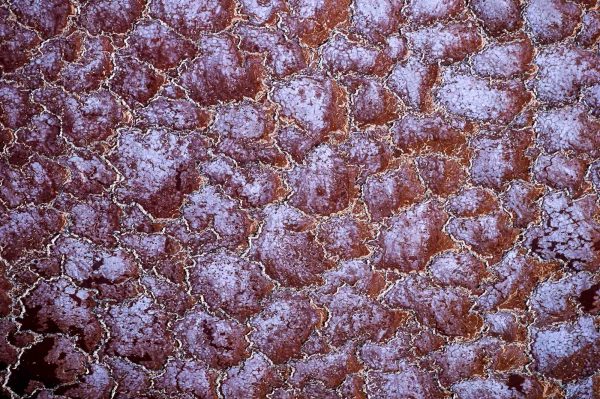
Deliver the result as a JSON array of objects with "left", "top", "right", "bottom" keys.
[{"left": 0, "top": 0, "right": 599, "bottom": 398}]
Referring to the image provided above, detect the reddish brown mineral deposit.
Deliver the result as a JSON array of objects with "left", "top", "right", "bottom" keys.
[{"left": 0, "top": 0, "right": 599, "bottom": 397}]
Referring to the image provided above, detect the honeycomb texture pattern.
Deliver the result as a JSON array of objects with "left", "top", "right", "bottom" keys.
[{"left": 0, "top": 0, "right": 599, "bottom": 398}]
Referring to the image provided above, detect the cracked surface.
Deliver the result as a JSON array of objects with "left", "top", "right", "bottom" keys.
[{"left": 0, "top": 0, "right": 599, "bottom": 398}]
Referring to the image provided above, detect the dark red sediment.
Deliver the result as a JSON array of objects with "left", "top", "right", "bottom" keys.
[{"left": 0, "top": 0, "right": 599, "bottom": 397}]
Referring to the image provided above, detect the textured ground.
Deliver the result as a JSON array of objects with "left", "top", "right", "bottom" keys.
[{"left": 0, "top": 0, "right": 600, "bottom": 398}]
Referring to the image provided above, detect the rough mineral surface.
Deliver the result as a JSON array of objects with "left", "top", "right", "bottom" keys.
[{"left": 0, "top": 0, "right": 599, "bottom": 398}]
